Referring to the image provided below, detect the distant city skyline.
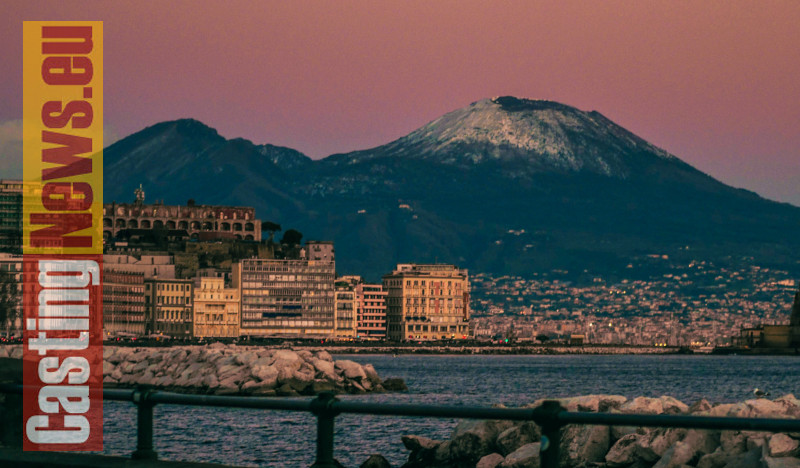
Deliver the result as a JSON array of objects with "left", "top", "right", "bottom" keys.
[{"left": 1, "top": 1, "right": 798, "bottom": 206}]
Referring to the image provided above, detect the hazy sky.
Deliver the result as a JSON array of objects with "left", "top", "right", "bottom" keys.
[{"left": 2, "top": 1, "right": 798, "bottom": 205}]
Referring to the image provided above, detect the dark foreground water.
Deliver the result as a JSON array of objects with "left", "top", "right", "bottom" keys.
[{"left": 101, "top": 354, "right": 800, "bottom": 467}]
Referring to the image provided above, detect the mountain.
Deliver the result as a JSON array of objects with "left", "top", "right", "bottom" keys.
[{"left": 104, "top": 98, "right": 800, "bottom": 280}]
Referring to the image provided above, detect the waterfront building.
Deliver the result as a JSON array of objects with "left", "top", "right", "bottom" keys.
[
  {"left": 103, "top": 185, "right": 262, "bottom": 242},
  {"left": 0, "top": 180, "right": 22, "bottom": 253},
  {"left": 334, "top": 280, "right": 357, "bottom": 339},
  {"left": 103, "top": 253, "right": 175, "bottom": 336},
  {"left": 356, "top": 282, "right": 387, "bottom": 340},
  {"left": 0, "top": 252, "right": 23, "bottom": 335},
  {"left": 193, "top": 277, "right": 239, "bottom": 338},
  {"left": 103, "top": 269, "right": 146, "bottom": 336},
  {"left": 383, "top": 264, "right": 471, "bottom": 341},
  {"left": 144, "top": 278, "right": 194, "bottom": 338},
  {"left": 233, "top": 243, "right": 336, "bottom": 337}
]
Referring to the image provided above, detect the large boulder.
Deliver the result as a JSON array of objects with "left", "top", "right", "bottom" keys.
[
  {"left": 477, "top": 452, "right": 505, "bottom": 468},
  {"left": 496, "top": 422, "right": 540, "bottom": 456},
  {"left": 560, "top": 424, "right": 610, "bottom": 466},
  {"left": 445, "top": 419, "right": 514, "bottom": 464},
  {"left": 499, "top": 442, "right": 540, "bottom": 468},
  {"left": 770, "top": 434, "right": 800, "bottom": 458},
  {"left": 335, "top": 360, "right": 367, "bottom": 380}
]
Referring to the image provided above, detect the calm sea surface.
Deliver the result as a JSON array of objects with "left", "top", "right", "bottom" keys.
[{"left": 101, "top": 354, "right": 800, "bottom": 467}]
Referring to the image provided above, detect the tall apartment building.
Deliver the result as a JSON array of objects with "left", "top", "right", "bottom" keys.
[
  {"left": 334, "top": 281, "right": 357, "bottom": 339},
  {"left": 383, "top": 264, "right": 471, "bottom": 341},
  {"left": 0, "top": 252, "right": 23, "bottom": 335},
  {"left": 193, "top": 277, "right": 240, "bottom": 338},
  {"left": 103, "top": 253, "right": 175, "bottom": 336},
  {"left": 144, "top": 278, "right": 194, "bottom": 338},
  {"left": 357, "top": 283, "right": 387, "bottom": 340},
  {"left": 103, "top": 270, "right": 146, "bottom": 336},
  {"left": 233, "top": 245, "right": 336, "bottom": 337},
  {"left": 0, "top": 181, "right": 22, "bottom": 253},
  {"left": 103, "top": 186, "right": 262, "bottom": 242}
]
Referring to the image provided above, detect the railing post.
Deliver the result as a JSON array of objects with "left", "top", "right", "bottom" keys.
[
  {"left": 131, "top": 387, "right": 158, "bottom": 461},
  {"left": 310, "top": 391, "right": 340, "bottom": 468},
  {"left": 533, "top": 400, "right": 565, "bottom": 468}
]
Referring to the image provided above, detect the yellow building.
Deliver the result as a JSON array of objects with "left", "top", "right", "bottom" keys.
[
  {"left": 193, "top": 277, "right": 240, "bottom": 338},
  {"left": 382, "top": 264, "right": 470, "bottom": 341}
]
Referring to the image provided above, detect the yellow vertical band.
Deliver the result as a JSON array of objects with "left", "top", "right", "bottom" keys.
[{"left": 23, "top": 21, "right": 103, "bottom": 255}]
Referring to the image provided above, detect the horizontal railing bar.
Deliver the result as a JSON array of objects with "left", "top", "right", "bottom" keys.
[
  {"left": 3, "top": 383, "right": 800, "bottom": 434},
  {"left": 146, "top": 392, "right": 314, "bottom": 412},
  {"left": 558, "top": 411, "right": 800, "bottom": 432},
  {"left": 333, "top": 401, "right": 537, "bottom": 421}
]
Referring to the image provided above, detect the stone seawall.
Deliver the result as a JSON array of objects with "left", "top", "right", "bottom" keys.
[
  {"left": 0, "top": 344, "right": 407, "bottom": 397},
  {"left": 301, "top": 346, "right": 678, "bottom": 355},
  {"left": 399, "top": 394, "right": 800, "bottom": 468}
]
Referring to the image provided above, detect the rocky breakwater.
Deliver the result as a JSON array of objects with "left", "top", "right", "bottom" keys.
[
  {"left": 400, "top": 394, "right": 800, "bottom": 468},
  {"left": 101, "top": 344, "right": 408, "bottom": 396}
]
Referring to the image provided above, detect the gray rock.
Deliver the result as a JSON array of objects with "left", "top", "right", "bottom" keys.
[
  {"left": 477, "top": 452, "right": 506, "bottom": 468},
  {"left": 252, "top": 365, "right": 279, "bottom": 387},
  {"left": 499, "top": 442, "right": 540, "bottom": 468},
  {"left": 382, "top": 378, "right": 408, "bottom": 392},
  {"left": 769, "top": 434, "right": 800, "bottom": 457},
  {"left": 559, "top": 394, "right": 628, "bottom": 412},
  {"left": 234, "top": 351, "right": 258, "bottom": 366},
  {"left": 720, "top": 431, "right": 748, "bottom": 455},
  {"left": 311, "top": 380, "right": 336, "bottom": 394},
  {"left": 315, "top": 350, "right": 333, "bottom": 362},
  {"left": 764, "top": 456, "right": 800, "bottom": 468},
  {"left": 561, "top": 424, "right": 610, "bottom": 466},
  {"left": 637, "top": 428, "right": 687, "bottom": 462},
  {"left": 653, "top": 440, "right": 697, "bottom": 468},
  {"left": 335, "top": 360, "right": 367, "bottom": 380},
  {"left": 720, "top": 447, "right": 764, "bottom": 468},
  {"left": 102, "top": 361, "right": 115, "bottom": 376},
  {"left": 311, "top": 358, "right": 337, "bottom": 380},
  {"left": 696, "top": 447, "right": 732, "bottom": 468},
  {"left": 606, "top": 434, "right": 641, "bottom": 467},
  {"left": 360, "top": 454, "right": 391, "bottom": 468},
  {"left": 447, "top": 420, "right": 514, "bottom": 463},
  {"left": 276, "top": 383, "right": 300, "bottom": 397},
  {"left": 402, "top": 435, "right": 441, "bottom": 452},
  {"left": 363, "top": 364, "right": 382, "bottom": 385},
  {"left": 690, "top": 399, "right": 713, "bottom": 413},
  {"left": 620, "top": 396, "right": 688, "bottom": 415},
  {"left": 496, "top": 422, "right": 540, "bottom": 456}
]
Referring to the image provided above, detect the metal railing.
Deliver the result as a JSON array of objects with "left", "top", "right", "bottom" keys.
[{"left": 3, "top": 384, "right": 800, "bottom": 468}]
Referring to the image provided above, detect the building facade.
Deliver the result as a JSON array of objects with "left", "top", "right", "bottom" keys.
[
  {"left": 103, "top": 269, "right": 146, "bottom": 336},
  {"left": 334, "top": 281, "right": 357, "bottom": 339},
  {"left": 383, "top": 264, "right": 471, "bottom": 341},
  {"left": 234, "top": 254, "right": 336, "bottom": 338},
  {"left": 356, "top": 283, "right": 387, "bottom": 340},
  {"left": 103, "top": 186, "right": 262, "bottom": 242},
  {"left": 103, "top": 253, "right": 175, "bottom": 336},
  {"left": 193, "top": 277, "right": 239, "bottom": 338},
  {"left": 0, "top": 252, "right": 23, "bottom": 335},
  {"left": 144, "top": 278, "right": 194, "bottom": 338},
  {"left": 103, "top": 253, "right": 176, "bottom": 279},
  {"left": 0, "top": 181, "right": 22, "bottom": 254}
]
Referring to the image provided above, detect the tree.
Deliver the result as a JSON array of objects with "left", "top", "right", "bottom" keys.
[
  {"left": 262, "top": 221, "right": 282, "bottom": 243},
  {"left": 535, "top": 333, "right": 550, "bottom": 343},
  {"left": 280, "top": 229, "right": 303, "bottom": 246},
  {"left": 0, "top": 269, "right": 21, "bottom": 337}
]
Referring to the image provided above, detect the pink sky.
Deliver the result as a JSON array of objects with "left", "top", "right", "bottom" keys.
[{"left": 2, "top": 1, "right": 799, "bottom": 205}]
